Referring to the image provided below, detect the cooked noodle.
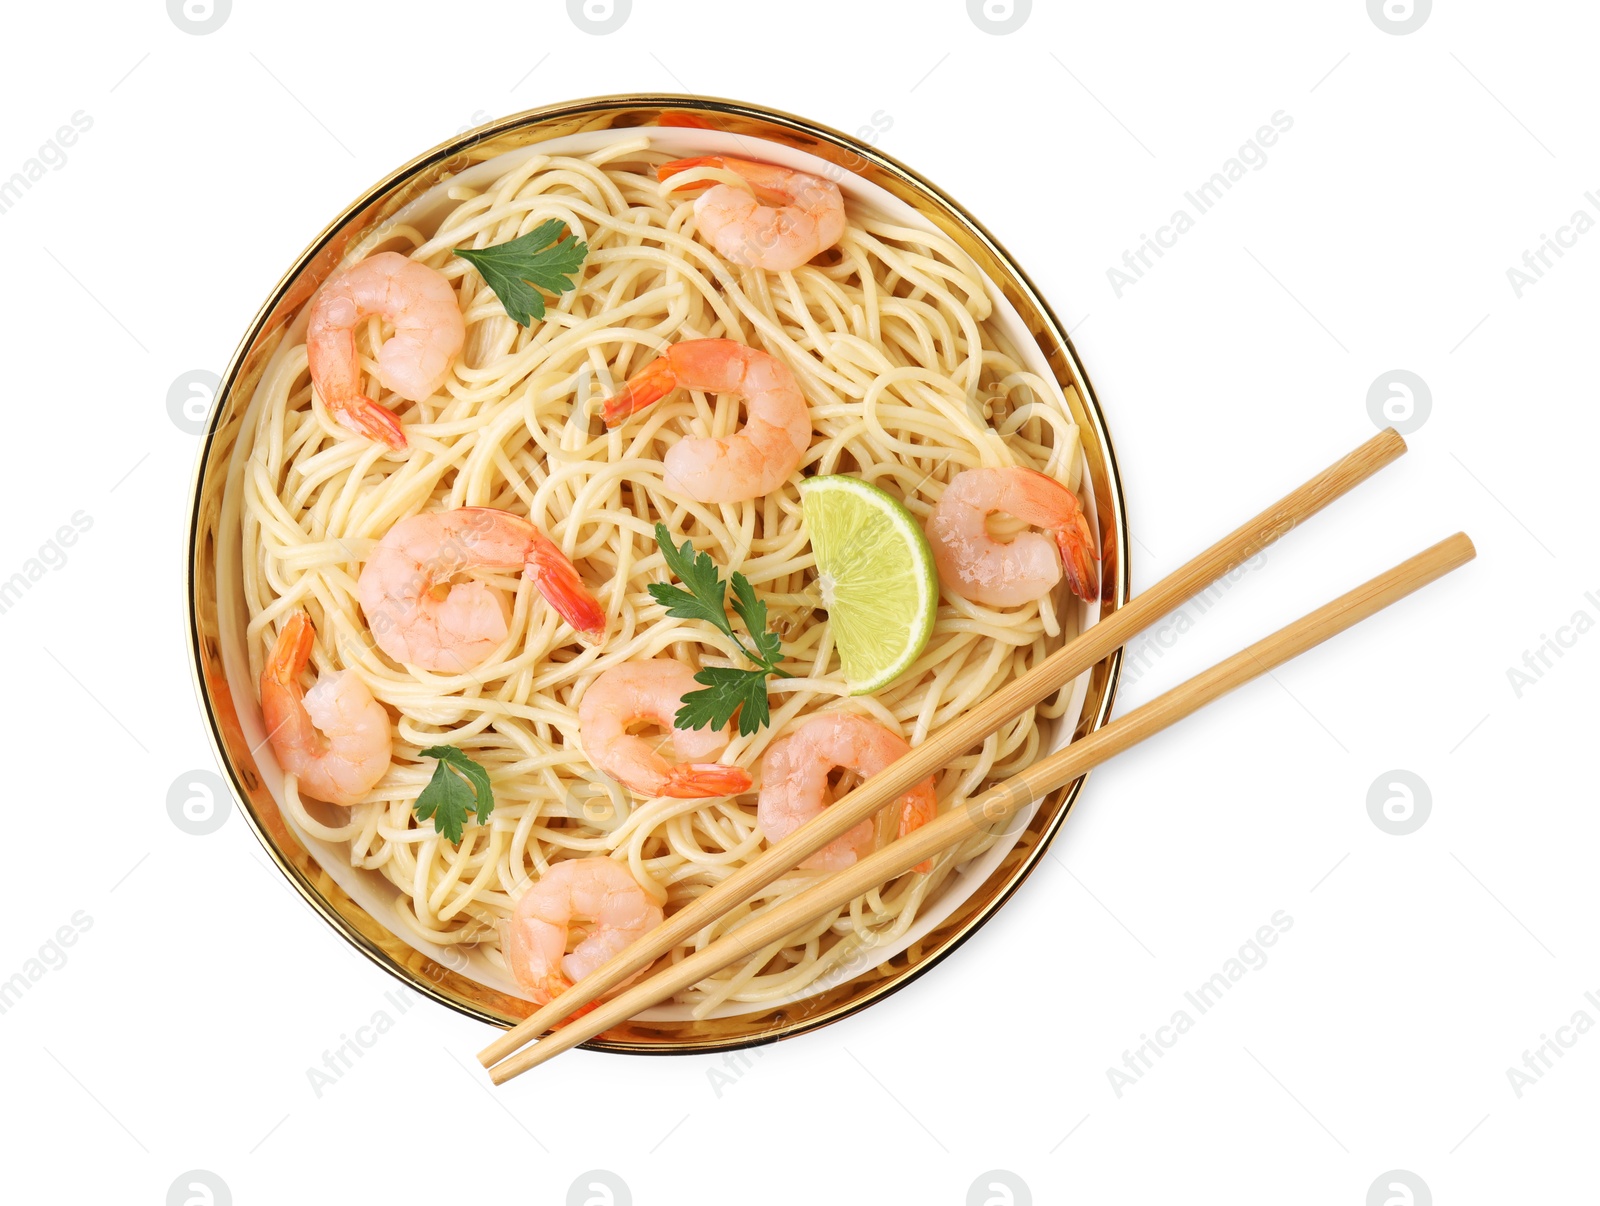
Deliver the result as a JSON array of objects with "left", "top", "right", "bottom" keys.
[{"left": 239, "top": 135, "right": 1087, "bottom": 1014}]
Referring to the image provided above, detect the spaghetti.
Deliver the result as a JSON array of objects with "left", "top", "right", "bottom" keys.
[{"left": 239, "top": 135, "right": 1088, "bottom": 1015}]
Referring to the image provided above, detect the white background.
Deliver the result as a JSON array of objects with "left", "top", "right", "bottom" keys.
[{"left": 1, "top": 2, "right": 1594, "bottom": 1203}]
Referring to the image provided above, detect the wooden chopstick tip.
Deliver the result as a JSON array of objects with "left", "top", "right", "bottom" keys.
[
  {"left": 1376, "top": 426, "right": 1408, "bottom": 458},
  {"left": 1444, "top": 530, "right": 1476, "bottom": 565},
  {"left": 487, "top": 1059, "right": 516, "bottom": 1086}
]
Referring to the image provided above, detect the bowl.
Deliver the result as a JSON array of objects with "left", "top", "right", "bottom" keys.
[{"left": 185, "top": 94, "right": 1129, "bottom": 1053}]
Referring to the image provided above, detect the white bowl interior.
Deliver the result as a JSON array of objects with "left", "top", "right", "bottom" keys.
[{"left": 215, "top": 127, "right": 1102, "bottom": 1021}]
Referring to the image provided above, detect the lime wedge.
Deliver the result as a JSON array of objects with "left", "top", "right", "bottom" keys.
[{"left": 799, "top": 475, "right": 938, "bottom": 695}]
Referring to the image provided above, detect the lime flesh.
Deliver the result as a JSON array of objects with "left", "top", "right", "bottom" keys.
[{"left": 799, "top": 475, "right": 939, "bottom": 695}]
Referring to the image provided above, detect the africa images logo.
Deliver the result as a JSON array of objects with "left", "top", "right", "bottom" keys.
[
  {"left": 0, "top": 112, "right": 93, "bottom": 218},
  {"left": 1106, "top": 112, "right": 1294, "bottom": 297},
  {"left": 1504, "top": 193, "right": 1600, "bottom": 299}
]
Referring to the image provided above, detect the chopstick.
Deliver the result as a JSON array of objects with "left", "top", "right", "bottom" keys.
[
  {"left": 477, "top": 428, "right": 1408, "bottom": 1072},
  {"left": 490, "top": 532, "right": 1475, "bottom": 1082}
]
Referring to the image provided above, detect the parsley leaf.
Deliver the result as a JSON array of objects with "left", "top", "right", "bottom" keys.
[
  {"left": 647, "top": 524, "right": 733, "bottom": 635},
  {"left": 730, "top": 574, "right": 786, "bottom": 672},
  {"left": 679, "top": 666, "right": 773, "bottom": 738},
  {"left": 651, "top": 524, "right": 792, "bottom": 733},
  {"left": 452, "top": 218, "right": 588, "bottom": 327},
  {"left": 413, "top": 745, "right": 495, "bottom": 844}
]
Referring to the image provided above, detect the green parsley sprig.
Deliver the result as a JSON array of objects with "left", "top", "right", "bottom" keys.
[
  {"left": 648, "top": 523, "right": 791, "bottom": 736},
  {"left": 453, "top": 218, "right": 588, "bottom": 327},
  {"left": 413, "top": 745, "right": 494, "bottom": 844}
]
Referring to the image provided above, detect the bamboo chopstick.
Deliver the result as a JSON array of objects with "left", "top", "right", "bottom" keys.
[
  {"left": 489, "top": 533, "right": 1475, "bottom": 1082},
  {"left": 476, "top": 428, "right": 1409, "bottom": 1072}
]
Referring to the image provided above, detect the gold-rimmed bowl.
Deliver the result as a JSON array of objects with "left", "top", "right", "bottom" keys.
[{"left": 185, "top": 94, "right": 1129, "bottom": 1054}]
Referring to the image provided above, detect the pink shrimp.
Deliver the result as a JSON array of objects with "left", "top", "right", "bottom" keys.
[
  {"left": 358, "top": 507, "right": 606, "bottom": 673},
  {"left": 656, "top": 155, "right": 851, "bottom": 270},
  {"left": 501, "top": 858, "right": 665, "bottom": 1006},
  {"left": 578, "top": 659, "right": 753, "bottom": 799},
  {"left": 658, "top": 154, "right": 846, "bottom": 272},
  {"left": 757, "top": 713, "right": 937, "bottom": 873},
  {"left": 601, "top": 339, "right": 811, "bottom": 503},
  {"left": 924, "top": 466, "right": 1099, "bottom": 607},
  {"left": 305, "top": 252, "right": 466, "bottom": 449},
  {"left": 259, "top": 611, "right": 392, "bottom": 806}
]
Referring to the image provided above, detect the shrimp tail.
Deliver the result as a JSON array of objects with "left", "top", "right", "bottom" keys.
[
  {"left": 525, "top": 528, "right": 607, "bottom": 643},
  {"left": 1054, "top": 508, "right": 1101, "bottom": 603},
  {"left": 546, "top": 996, "right": 600, "bottom": 1028},
  {"left": 899, "top": 789, "right": 937, "bottom": 875},
  {"left": 265, "top": 611, "right": 315, "bottom": 686},
  {"left": 656, "top": 154, "right": 728, "bottom": 184},
  {"left": 661, "top": 763, "right": 754, "bottom": 799},
  {"left": 658, "top": 155, "right": 788, "bottom": 204},
  {"left": 516, "top": 964, "right": 599, "bottom": 1023},
  {"left": 536, "top": 972, "right": 599, "bottom": 1024},
  {"left": 333, "top": 396, "right": 408, "bottom": 450},
  {"left": 601, "top": 356, "right": 679, "bottom": 426},
  {"left": 1016, "top": 466, "right": 1099, "bottom": 603}
]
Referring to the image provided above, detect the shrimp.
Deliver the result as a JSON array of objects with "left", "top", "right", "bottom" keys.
[
  {"left": 601, "top": 339, "right": 811, "bottom": 503},
  {"left": 358, "top": 507, "right": 606, "bottom": 673},
  {"left": 259, "top": 611, "right": 392, "bottom": 806},
  {"left": 757, "top": 713, "right": 937, "bottom": 873},
  {"left": 924, "top": 466, "right": 1099, "bottom": 607},
  {"left": 501, "top": 858, "right": 665, "bottom": 1006},
  {"left": 305, "top": 252, "right": 466, "bottom": 449},
  {"left": 578, "top": 659, "right": 753, "bottom": 799},
  {"left": 658, "top": 154, "right": 845, "bottom": 271}
]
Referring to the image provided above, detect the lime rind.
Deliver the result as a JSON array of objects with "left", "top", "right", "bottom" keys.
[{"left": 799, "top": 475, "right": 939, "bottom": 695}]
